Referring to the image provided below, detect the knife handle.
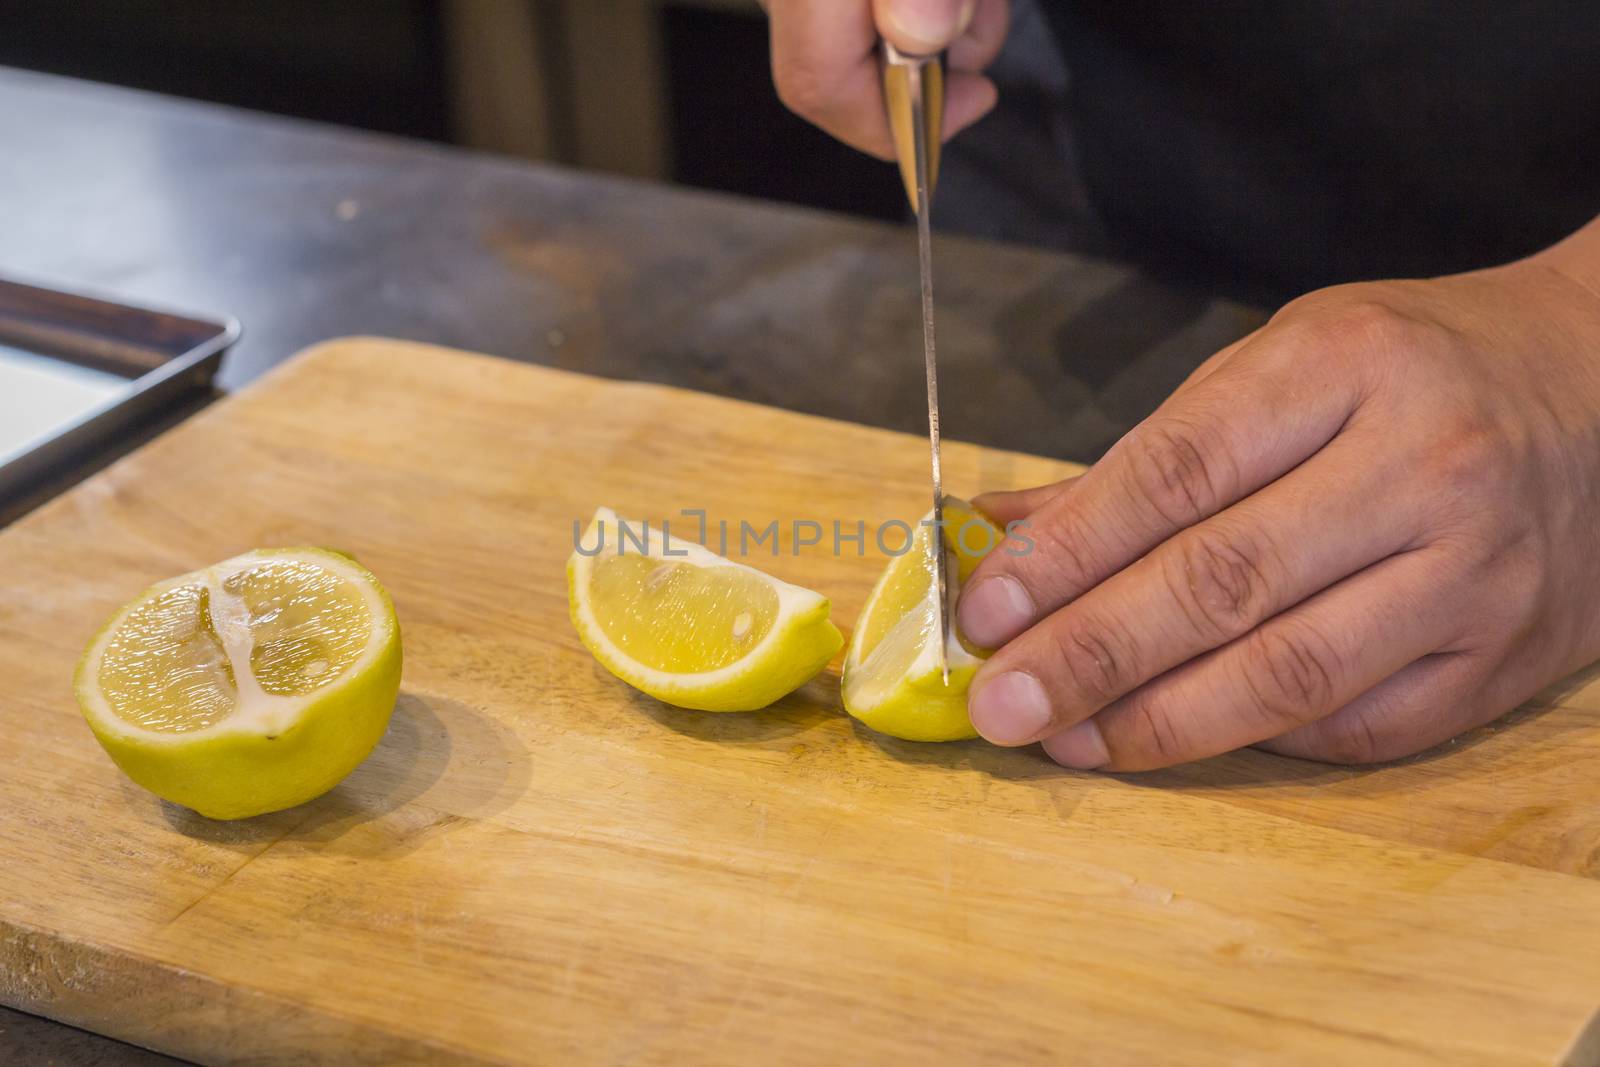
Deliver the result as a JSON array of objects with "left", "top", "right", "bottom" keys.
[{"left": 880, "top": 41, "right": 945, "bottom": 214}]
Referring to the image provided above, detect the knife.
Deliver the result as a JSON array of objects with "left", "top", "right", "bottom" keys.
[{"left": 881, "top": 40, "right": 951, "bottom": 681}]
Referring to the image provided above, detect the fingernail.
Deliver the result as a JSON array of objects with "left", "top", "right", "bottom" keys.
[
  {"left": 958, "top": 575, "right": 1035, "bottom": 649},
  {"left": 1042, "top": 720, "right": 1110, "bottom": 770},
  {"left": 969, "top": 671, "right": 1054, "bottom": 745},
  {"left": 887, "top": 0, "right": 976, "bottom": 52}
]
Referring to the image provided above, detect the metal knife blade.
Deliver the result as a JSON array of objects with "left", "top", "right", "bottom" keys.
[{"left": 881, "top": 41, "right": 950, "bottom": 681}]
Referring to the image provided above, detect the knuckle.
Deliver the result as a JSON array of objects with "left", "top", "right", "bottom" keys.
[
  {"left": 1266, "top": 297, "right": 1353, "bottom": 349},
  {"left": 1168, "top": 524, "right": 1278, "bottom": 639},
  {"left": 1445, "top": 423, "right": 1510, "bottom": 487},
  {"left": 1275, "top": 281, "right": 1375, "bottom": 318},
  {"left": 1431, "top": 533, "right": 1540, "bottom": 644},
  {"left": 1050, "top": 616, "right": 1140, "bottom": 707},
  {"left": 1328, "top": 298, "right": 1426, "bottom": 351},
  {"left": 1417, "top": 418, "right": 1514, "bottom": 515},
  {"left": 1123, "top": 691, "right": 1192, "bottom": 766},
  {"left": 1270, "top": 287, "right": 1437, "bottom": 373},
  {"left": 1124, "top": 419, "right": 1230, "bottom": 526},
  {"left": 1022, "top": 516, "right": 1101, "bottom": 600},
  {"left": 1422, "top": 532, "right": 1506, "bottom": 603},
  {"left": 1265, "top": 304, "right": 1337, "bottom": 352},
  {"left": 1239, "top": 621, "right": 1342, "bottom": 728},
  {"left": 1495, "top": 544, "right": 1546, "bottom": 629}
]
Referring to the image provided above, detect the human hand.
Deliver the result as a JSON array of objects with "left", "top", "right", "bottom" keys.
[
  {"left": 957, "top": 232, "right": 1600, "bottom": 770},
  {"left": 763, "top": 0, "right": 1010, "bottom": 158}
]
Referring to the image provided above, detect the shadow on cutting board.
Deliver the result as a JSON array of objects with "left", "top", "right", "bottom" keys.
[
  {"left": 632, "top": 670, "right": 843, "bottom": 745},
  {"left": 847, "top": 684, "right": 1586, "bottom": 794},
  {"left": 851, "top": 724, "right": 1068, "bottom": 784},
  {"left": 1126, "top": 697, "right": 1582, "bottom": 798},
  {"left": 154, "top": 691, "right": 532, "bottom": 858}
]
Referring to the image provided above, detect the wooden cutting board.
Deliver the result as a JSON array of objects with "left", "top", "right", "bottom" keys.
[{"left": 3, "top": 338, "right": 1599, "bottom": 1066}]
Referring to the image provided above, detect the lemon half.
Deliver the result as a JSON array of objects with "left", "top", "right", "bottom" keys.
[
  {"left": 568, "top": 507, "right": 843, "bottom": 711},
  {"left": 76, "top": 548, "right": 402, "bottom": 820},
  {"left": 841, "top": 498, "right": 1000, "bottom": 741}
]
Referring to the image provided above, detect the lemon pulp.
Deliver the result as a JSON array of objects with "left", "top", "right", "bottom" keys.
[
  {"left": 96, "top": 557, "right": 373, "bottom": 733},
  {"left": 842, "top": 498, "right": 999, "bottom": 741},
  {"left": 77, "top": 548, "right": 402, "bottom": 819},
  {"left": 590, "top": 555, "right": 779, "bottom": 672},
  {"left": 568, "top": 507, "right": 842, "bottom": 711}
]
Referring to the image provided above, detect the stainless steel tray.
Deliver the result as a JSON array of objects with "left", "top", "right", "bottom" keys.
[{"left": 0, "top": 276, "right": 239, "bottom": 516}]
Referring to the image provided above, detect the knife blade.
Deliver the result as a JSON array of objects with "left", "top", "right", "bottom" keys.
[{"left": 881, "top": 41, "right": 950, "bottom": 681}]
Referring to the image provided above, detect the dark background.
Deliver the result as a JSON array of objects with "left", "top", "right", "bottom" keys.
[{"left": 0, "top": 0, "right": 905, "bottom": 221}]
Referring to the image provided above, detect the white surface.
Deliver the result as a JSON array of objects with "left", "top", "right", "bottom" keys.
[{"left": 0, "top": 344, "right": 131, "bottom": 463}]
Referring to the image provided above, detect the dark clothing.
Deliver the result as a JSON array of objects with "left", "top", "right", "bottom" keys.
[{"left": 1032, "top": 2, "right": 1600, "bottom": 300}]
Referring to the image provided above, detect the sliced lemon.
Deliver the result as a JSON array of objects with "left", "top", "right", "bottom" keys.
[
  {"left": 76, "top": 548, "right": 402, "bottom": 820},
  {"left": 568, "top": 507, "right": 843, "bottom": 711},
  {"left": 842, "top": 498, "right": 1001, "bottom": 741}
]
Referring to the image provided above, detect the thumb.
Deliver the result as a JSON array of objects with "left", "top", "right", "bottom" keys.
[{"left": 874, "top": 0, "right": 976, "bottom": 53}]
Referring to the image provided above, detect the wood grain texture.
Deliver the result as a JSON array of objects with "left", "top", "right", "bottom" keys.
[{"left": 2, "top": 339, "right": 1600, "bottom": 1066}]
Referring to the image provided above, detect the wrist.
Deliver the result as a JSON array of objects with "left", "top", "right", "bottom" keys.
[{"left": 1526, "top": 214, "right": 1600, "bottom": 309}]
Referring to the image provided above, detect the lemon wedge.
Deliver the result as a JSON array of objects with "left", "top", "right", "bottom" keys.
[
  {"left": 841, "top": 498, "right": 1000, "bottom": 741},
  {"left": 568, "top": 507, "right": 843, "bottom": 711},
  {"left": 76, "top": 548, "right": 402, "bottom": 820}
]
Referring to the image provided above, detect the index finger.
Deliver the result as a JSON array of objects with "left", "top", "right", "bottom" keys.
[
  {"left": 767, "top": 0, "right": 889, "bottom": 156},
  {"left": 957, "top": 320, "right": 1371, "bottom": 650}
]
